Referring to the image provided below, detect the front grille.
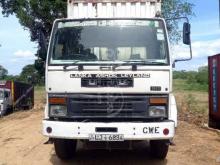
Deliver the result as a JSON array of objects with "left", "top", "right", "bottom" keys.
[
  {"left": 81, "top": 78, "right": 133, "bottom": 87},
  {"left": 68, "top": 94, "right": 148, "bottom": 118},
  {"left": 150, "top": 86, "right": 162, "bottom": 91}
]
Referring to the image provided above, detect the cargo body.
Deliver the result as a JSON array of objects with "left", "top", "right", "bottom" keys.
[
  {"left": 208, "top": 54, "right": 220, "bottom": 129},
  {"left": 67, "top": 0, "right": 161, "bottom": 19},
  {"left": 42, "top": 0, "right": 191, "bottom": 160},
  {"left": 0, "top": 80, "right": 34, "bottom": 116}
]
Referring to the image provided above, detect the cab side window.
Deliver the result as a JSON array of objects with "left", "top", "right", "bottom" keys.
[{"left": 4, "top": 92, "right": 10, "bottom": 98}]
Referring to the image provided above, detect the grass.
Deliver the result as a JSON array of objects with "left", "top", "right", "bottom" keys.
[
  {"left": 173, "top": 79, "right": 209, "bottom": 125},
  {"left": 173, "top": 79, "right": 208, "bottom": 92},
  {"left": 34, "top": 86, "right": 45, "bottom": 104}
]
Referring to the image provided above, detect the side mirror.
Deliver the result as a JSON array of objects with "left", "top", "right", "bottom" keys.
[
  {"left": 183, "top": 22, "right": 191, "bottom": 45},
  {"left": 166, "top": 17, "right": 192, "bottom": 62}
]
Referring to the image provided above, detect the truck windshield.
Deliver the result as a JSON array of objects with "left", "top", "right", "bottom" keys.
[
  {"left": 0, "top": 90, "right": 3, "bottom": 99},
  {"left": 50, "top": 19, "right": 169, "bottom": 65}
]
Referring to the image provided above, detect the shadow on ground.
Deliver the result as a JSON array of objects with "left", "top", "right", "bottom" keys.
[{"left": 50, "top": 141, "right": 167, "bottom": 165}]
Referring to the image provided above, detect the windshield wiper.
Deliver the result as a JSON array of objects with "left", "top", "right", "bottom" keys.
[
  {"left": 112, "top": 61, "right": 140, "bottom": 71},
  {"left": 113, "top": 60, "right": 167, "bottom": 70},
  {"left": 63, "top": 61, "right": 82, "bottom": 70},
  {"left": 142, "top": 61, "right": 167, "bottom": 65}
]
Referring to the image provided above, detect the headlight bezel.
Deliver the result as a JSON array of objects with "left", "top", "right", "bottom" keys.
[
  {"left": 148, "top": 97, "right": 168, "bottom": 118},
  {"left": 49, "top": 97, "right": 67, "bottom": 117},
  {"left": 148, "top": 105, "right": 167, "bottom": 118},
  {"left": 49, "top": 104, "right": 67, "bottom": 117}
]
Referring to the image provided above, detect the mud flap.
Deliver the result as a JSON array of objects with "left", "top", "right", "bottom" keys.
[
  {"left": 170, "top": 94, "right": 178, "bottom": 127},
  {"left": 44, "top": 138, "right": 54, "bottom": 144}
]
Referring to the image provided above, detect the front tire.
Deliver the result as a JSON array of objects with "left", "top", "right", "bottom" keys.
[
  {"left": 208, "top": 117, "right": 220, "bottom": 129},
  {"left": 150, "top": 140, "right": 169, "bottom": 159},
  {"left": 54, "top": 139, "right": 77, "bottom": 160}
]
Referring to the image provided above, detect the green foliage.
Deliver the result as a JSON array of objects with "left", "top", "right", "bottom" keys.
[
  {"left": 0, "top": 0, "right": 66, "bottom": 42},
  {"left": 2, "top": 64, "right": 44, "bottom": 85},
  {"left": 0, "top": 0, "right": 67, "bottom": 77},
  {"left": 4, "top": 75, "right": 19, "bottom": 81},
  {"left": 196, "top": 66, "right": 208, "bottom": 84},
  {"left": 17, "top": 64, "right": 44, "bottom": 85},
  {"left": 186, "top": 71, "right": 197, "bottom": 84},
  {"left": 178, "top": 93, "right": 207, "bottom": 125},
  {"left": 174, "top": 79, "right": 208, "bottom": 92},
  {"left": 173, "top": 66, "right": 208, "bottom": 92},
  {"left": 173, "top": 70, "right": 187, "bottom": 79},
  {"left": 162, "top": 0, "right": 194, "bottom": 43},
  {"left": 18, "top": 64, "right": 36, "bottom": 82},
  {"left": 174, "top": 66, "right": 208, "bottom": 84}
]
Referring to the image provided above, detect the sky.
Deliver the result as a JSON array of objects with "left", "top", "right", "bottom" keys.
[
  {"left": 174, "top": 0, "right": 220, "bottom": 70},
  {"left": 0, "top": 1, "right": 220, "bottom": 75},
  {"left": 0, "top": 10, "right": 37, "bottom": 75}
]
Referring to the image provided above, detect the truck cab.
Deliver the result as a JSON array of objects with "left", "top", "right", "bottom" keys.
[
  {"left": 0, "top": 80, "right": 34, "bottom": 116},
  {"left": 0, "top": 88, "right": 12, "bottom": 116},
  {"left": 42, "top": 0, "right": 191, "bottom": 160}
]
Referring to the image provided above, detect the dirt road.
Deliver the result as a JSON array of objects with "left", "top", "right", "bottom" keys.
[{"left": 0, "top": 95, "right": 220, "bottom": 165}]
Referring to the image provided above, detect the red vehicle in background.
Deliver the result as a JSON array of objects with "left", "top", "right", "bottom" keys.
[
  {"left": 208, "top": 54, "right": 220, "bottom": 129},
  {"left": 0, "top": 80, "right": 34, "bottom": 116}
]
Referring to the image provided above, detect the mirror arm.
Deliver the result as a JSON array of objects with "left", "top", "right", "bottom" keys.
[
  {"left": 165, "top": 16, "right": 192, "bottom": 63},
  {"left": 174, "top": 41, "right": 192, "bottom": 62}
]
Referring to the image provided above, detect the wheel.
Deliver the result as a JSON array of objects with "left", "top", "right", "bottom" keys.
[
  {"left": 5, "top": 106, "right": 13, "bottom": 115},
  {"left": 54, "top": 139, "right": 77, "bottom": 160},
  {"left": 150, "top": 140, "right": 169, "bottom": 159},
  {"left": 208, "top": 117, "right": 220, "bottom": 129},
  {"left": 209, "top": 118, "right": 217, "bottom": 129}
]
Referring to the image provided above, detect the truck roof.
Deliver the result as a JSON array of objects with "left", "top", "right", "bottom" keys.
[{"left": 68, "top": 0, "right": 161, "bottom": 19}]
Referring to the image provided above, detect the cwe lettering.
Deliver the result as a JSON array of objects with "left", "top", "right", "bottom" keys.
[{"left": 143, "top": 127, "right": 160, "bottom": 134}]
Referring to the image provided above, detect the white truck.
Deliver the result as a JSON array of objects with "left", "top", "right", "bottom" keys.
[
  {"left": 42, "top": 0, "right": 192, "bottom": 160},
  {"left": 0, "top": 87, "right": 12, "bottom": 116}
]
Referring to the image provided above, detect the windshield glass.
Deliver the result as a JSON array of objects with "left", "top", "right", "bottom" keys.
[
  {"left": 50, "top": 19, "right": 169, "bottom": 65},
  {"left": 0, "top": 90, "right": 3, "bottom": 99}
]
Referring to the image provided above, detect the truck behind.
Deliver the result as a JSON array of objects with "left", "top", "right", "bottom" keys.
[{"left": 0, "top": 80, "right": 34, "bottom": 116}]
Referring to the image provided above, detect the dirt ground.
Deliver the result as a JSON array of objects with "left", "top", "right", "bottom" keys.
[{"left": 0, "top": 91, "right": 220, "bottom": 165}]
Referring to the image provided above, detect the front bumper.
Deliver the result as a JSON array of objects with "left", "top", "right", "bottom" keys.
[{"left": 43, "top": 120, "right": 175, "bottom": 140}]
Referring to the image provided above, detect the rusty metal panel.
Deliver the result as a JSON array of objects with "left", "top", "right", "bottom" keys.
[
  {"left": 208, "top": 54, "right": 220, "bottom": 129},
  {"left": 0, "top": 80, "right": 12, "bottom": 90}
]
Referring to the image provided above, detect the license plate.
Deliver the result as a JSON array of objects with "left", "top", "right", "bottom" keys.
[{"left": 89, "top": 134, "right": 124, "bottom": 141}]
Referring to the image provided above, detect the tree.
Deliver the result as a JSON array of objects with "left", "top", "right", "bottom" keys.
[
  {"left": 18, "top": 64, "right": 44, "bottom": 85},
  {"left": 0, "top": 65, "right": 8, "bottom": 79},
  {"left": 196, "top": 66, "right": 208, "bottom": 84},
  {"left": 162, "top": 0, "right": 194, "bottom": 43},
  {"left": 0, "top": 0, "right": 194, "bottom": 74},
  {"left": 173, "top": 66, "right": 208, "bottom": 85},
  {"left": 0, "top": 0, "right": 67, "bottom": 77},
  {"left": 18, "top": 64, "right": 35, "bottom": 82},
  {"left": 0, "top": 0, "right": 66, "bottom": 42}
]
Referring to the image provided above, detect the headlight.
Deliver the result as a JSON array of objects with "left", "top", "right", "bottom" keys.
[
  {"left": 149, "top": 106, "right": 166, "bottom": 117},
  {"left": 50, "top": 105, "right": 67, "bottom": 117}
]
